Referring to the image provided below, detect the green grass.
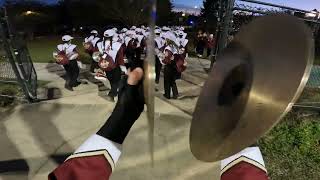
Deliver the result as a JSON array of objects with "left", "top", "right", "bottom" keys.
[
  {"left": 257, "top": 87, "right": 320, "bottom": 179},
  {"left": 258, "top": 112, "right": 320, "bottom": 180},
  {"left": 0, "top": 83, "right": 21, "bottom": 107},
  {"left": 0, "top": 80, "right": 50, "bottom": 107},
  {"left": 27, "top": 36, "right": 92, "bottom": 64}
]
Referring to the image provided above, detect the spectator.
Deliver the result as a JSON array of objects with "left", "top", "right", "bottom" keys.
[
  {"left": 206, "top": 34, "right": 216, "bottom": 58},
  {"left": 196, "top": 30, "right": 206, "bottom": 58}
]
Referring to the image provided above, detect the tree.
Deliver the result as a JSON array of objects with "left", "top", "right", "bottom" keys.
[
  {"left": 94, "top": 0, "right": 150, "bottom": 26},
  {"left": 201, "top": 0, "right": 219, "bottom": 31},
  {"left": 93, "top": 0, "right": 172, "bottom": 26},
  {"left": 157, "top": 0, "right": 173, "bottom": 26},
  {"left": 4, "top": 0, "right": 57, "bottom": 39}
]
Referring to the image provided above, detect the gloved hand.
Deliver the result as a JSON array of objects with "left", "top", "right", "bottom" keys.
[{"left": 97, "top": 68, "right": 145, "bottom": 144}]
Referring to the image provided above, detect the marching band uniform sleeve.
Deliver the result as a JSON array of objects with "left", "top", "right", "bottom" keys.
[
  {"left": 57, "top": 44, "right": 63, "bottom": 52},
  {"left": 221, "top": 147, "right": 269, "bottom": 180},
  {"left": 116, "top": 46, "right": 127, "bottom": 74},
  {"left": 49, "top": 81, "right": 144, "bottom": 180},
  {"left": 116, "top": 46, "right": 125, "bottom": 66}
]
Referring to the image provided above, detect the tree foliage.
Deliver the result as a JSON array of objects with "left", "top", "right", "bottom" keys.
[
  {"left": 94, "top": 0, "right": 150, "bottom": 26},
  {"left": 156, "top": 0, "right": 173, "bottom": 26},
  {"left": 201, "top": 0, "right": 219, "bottom": 30},
  {"left": 4, "top": 0, "right": 57, "bottom": 38},
  {"left": 3, "top": 0, "right": 173, "bottom": 35}
]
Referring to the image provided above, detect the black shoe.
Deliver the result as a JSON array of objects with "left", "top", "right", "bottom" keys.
[
  {"left": 172, "top": 95, "right": 178, "bottom": 99},
  {"left": 78, "top": 80, "right": 89, "bottom": 85},
  {"left": 105, "top": 96, "right": 115, "bottom": 102},
  {"left": 163, "top": 94, "right": 170, "bottom": 99},
  {"left": 65, "top": 84, "right": 74, "bottom": 91},
  {"left": 73, "top": 81, "right": 81, "bottom": 87}
]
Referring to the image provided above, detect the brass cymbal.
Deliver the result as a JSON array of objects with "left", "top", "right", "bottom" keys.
[
  {"left": 144, "top": 9, "right": 156, "bottom": 163},
  {"left": 190, "top": 14, "right": 314, "bottom": 162},
  {"left": 143, "top": 49, "right": 155, "bottom": 132}
]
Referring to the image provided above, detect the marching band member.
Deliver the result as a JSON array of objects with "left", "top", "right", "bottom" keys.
[
  {"left": 84, "top": 30, "right": 101, "bottom": 73},
  {"left": 160, "top": 26, "right": 171, "bottom": 39},
  {"left": 134, "top": 28, "right": 146, "bottom": 67},
  {"left": 155, "top": 29, "right": 165, "bottom": 85},
  {"left": 118, "top": 28, "right": 128, "bottom": 44},
  {"left": 49, "top": 68, "right": 269, "bottom": 180},
  {"left": 176, "top": 31, "right": 189, "bottom": 58},
  {"left": 221, "top": 146, "right": 269, "bottom": 180},
  {"left": 130, "top": 26, "right": 137, "bottom": 30},
  {"left": 124, "top": 30, "right": 138, "bottom": 68},
  {"left": 161, "top": 32, "right": 179, "bottom": 99},
  {"left": 55, "top": 35, "right": 80, "bottom": 91},
  {"left": 95, "top": 29, "right": 126, "bottom": 102},
  {"left": 175, "top": 31, "right": 188, "bottom": 80},
  {"left": 49, "top": 68, "right": 145, "bottom": 180}
]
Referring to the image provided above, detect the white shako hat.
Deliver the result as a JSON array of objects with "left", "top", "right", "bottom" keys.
[
  {"left": 62, "top": 35, "right": 74, "bottom": 42},
  {"left": 90, "top": 30, "right": 98, "bottom": 34},
  {"left": 121, "top": 28, "right": 128, "bottom": 33},
  {"left": 164, "top": 32, "right": 176, "bottom": 42},
  {"left": 131, "top": 26, "right": 137, "bottom": 30},
  {"left": 104, "top": 29, "right": 116, "bottom": 38},
  {"left": 177, "top": 31, "right": 184, "bottom": 36},
  {"left": 135, "top": 28, "right": 143, "bottom": 33},
  {"left": 126, "top": 30, "right": 136, "bottom": 36},
  {"left": 162, "top": 26, "right": 171, "bottom": 31},
  {"left": 155, "top": 29, "right": 161, "bottom": 34}
]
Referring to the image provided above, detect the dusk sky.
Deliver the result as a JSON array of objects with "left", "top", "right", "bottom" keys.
[
  {"left": 0, "top": 0, "right": 319, "bottom": 11},
  {"left": 173, "top": 0, "right": 320, "bottom": 11}
]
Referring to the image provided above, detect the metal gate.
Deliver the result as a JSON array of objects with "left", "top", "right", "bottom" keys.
[
  {"left": 0, "top": 9, "right": 37, "bottom": 103},
  {"left": 213, "top": 0, "right": 320, "bottom": 110}
]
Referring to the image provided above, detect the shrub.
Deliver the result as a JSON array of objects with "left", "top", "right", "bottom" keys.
[{"left": 0, "top": 84, "right": 19, "bottom": 107}]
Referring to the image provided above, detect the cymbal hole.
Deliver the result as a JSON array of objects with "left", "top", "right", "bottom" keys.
[{"left": 218, "top": 64, "right": 248, "bottom": 106}]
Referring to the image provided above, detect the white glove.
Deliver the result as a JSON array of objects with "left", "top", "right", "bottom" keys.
[
  {"left": 120, "top": 65, "right": 128, "bottom": 74},
  {"left": 77, "top": 61, "right": 86, "bottom": 69}
]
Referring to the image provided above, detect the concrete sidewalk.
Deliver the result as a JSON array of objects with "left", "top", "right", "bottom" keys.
[{"left": 0, "top": 57, "right": 220, "bottom": 180}]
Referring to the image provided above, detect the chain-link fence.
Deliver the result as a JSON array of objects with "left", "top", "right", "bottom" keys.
[
  {"left": 214, "top": 0, "right": 320, "bottom": 110},
  {"left": 0, "top": 9, "right": 38, "bottom": 103}
]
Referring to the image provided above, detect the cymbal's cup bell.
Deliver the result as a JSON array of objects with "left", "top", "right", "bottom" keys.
[
  {"left": 191, "top": 43, "right": 253, "bottom": 162},
  {"left": 217, "top": 43, "right": 253, "bottom": 107}
]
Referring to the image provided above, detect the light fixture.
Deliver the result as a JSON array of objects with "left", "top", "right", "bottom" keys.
[{"left": 26, "top": 11, "right": 33, "bottom": 15}]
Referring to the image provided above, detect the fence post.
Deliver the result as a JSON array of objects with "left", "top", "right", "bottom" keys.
[{"left": 210, "top": 0, "right": 235, "bottom": 69}]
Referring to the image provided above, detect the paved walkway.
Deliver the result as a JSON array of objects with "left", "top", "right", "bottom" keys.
[{"left": 0, "top": 58, "right": 221, "bottom": 180}]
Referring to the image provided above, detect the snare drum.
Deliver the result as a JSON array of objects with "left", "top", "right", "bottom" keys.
[{"left": 53, "top": 51, "right": 69, "bottom": 65}]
